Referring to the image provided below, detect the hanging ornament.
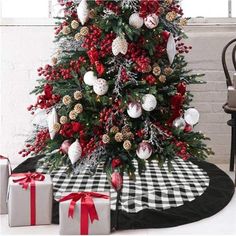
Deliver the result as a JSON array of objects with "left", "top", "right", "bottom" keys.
[
  {"left": 77, "top": 0, "right": 89, "bottom": 25},
  {"left": 136, "top": 141, "right": 152, "bottom": 160},
  {"left": 184, "top": 123, "right": 193, "bottom": 132},
  {"left": 167, "top": 33, "right": 176, "bottom": 64},
  {"left": 47, "top": 108, "right": 58, "bottom": 140},
  {"left": 68, "top": 139, "right": 82, "bottom": 165},
  {"left": 184, "top": 108, "right": 200, "bottom": 126},
  {"left": 111, "top": 171, "right": 123, "bottom": 191},
  {"left": 141, "top": 94, "right": 157, "bottom": 111},
  {"left": 173, "top": 117, "right": 186, "bottom": 130},
  {"left": 93, "top": 78, "right": 109, "bottom": 96},
  {"left": 112, "top": 36, "right": 128, "bottom": 56},
  {"left": 60, "top": 140, "right": 71, "bottom": 154},
  {"left": 83, "top": 71, "right": 98, "bottom": 86},
  {"left": 144, "top": 14, "right": 159, "bottom": 29},
  {"left": 127, "top": 102, "right": 142, "bottom": 118},
  {"left": 177, "top": 82, "right": 187, "bottom": 95},
  {"left": 129, "top": 13, "right": 144, "bottom": 29}
]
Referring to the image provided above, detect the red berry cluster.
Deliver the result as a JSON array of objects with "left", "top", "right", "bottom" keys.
[
  {"left": 176, "top": 38, "right": 192, "bottom": 54},
  {"left": 134, "top": 56, "right": 151, "bottom": 73},
  {"left": 175, "top": 141, "right": 190, "bottom": 160},
  {"left": 169, "top": 4, "right": 184, "bottom": 16},
  {"left": 99, "top": 108, "right": 114, "bottom": 123},
  {"left": 104, "top": 2, "right": 121, "bottom": 15},
  {"left": 82, "top": 25, "right": 102, "bottom": 49},
  {"left": 144, "top": 74, "right": 156, "bottom": 85},
  {"left": 59, "top": 121, "right": 83, "bottom": 138},
  {"left": 38, "top": 65, "right": 61, "bottom": 81},
  {"left": 19, "top": 129, "right": 50, "bottom": 157},
  {"left": 120, "top": 68, "right": 130, "bottom": 82},
  {"left": 111, "top": 158, "right": 122, "bottom": 169},
  {"left": 139, "top": 0, "right": 160, "bottom": 18},
  {"left": 100, "top": 33, "right": 116, "bottom": 58},
  {"left": 69, "top": 56, "right": 86, "bottom": 73},
  {"left": 126, "top": 42, "right": 147, "bottom": 64},
  {"left": 28, "top": 84, "right": 60, "bottom": 111},
  {"left": 82, "top": 137, "right": 100, "bottom": 156}
]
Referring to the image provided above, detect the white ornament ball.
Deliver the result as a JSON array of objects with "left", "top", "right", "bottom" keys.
[
  {"left": 83, "top": 71, "right": 97, "bottom": 86},
  {"left": 47, "top": 108, "right": 58, "bottom": 140},
  {"left": 136, "top": 141, "right": 153, "bottom": 160},
  {"left": 129, "top": 13, "right": 144, "bottom": 29},
  {"left": 173, "top": 117, "right": 186, "bottom": 130},
  {"left": 184, "top": 108, "right": 200, "bottom": 126},
  {"left": 141, "top": 94, "right": 157, "bottom": 111},
  {"left": 93, "top": 78, "right": 109, "bottom": 96},
  {"left": 68, "top": 139, "right": 82, "bottom": 165},
  {"left": 77, "top": 0, "right": 89, "bottom": 25},
  {"left": 144, "top": 14, "right": 159, "bottom": 29},
  {"left": 127, "top": 102, "right": 142, "bottom": 118},
  {"left": 112, "top": 36, "right": 128, "bottom": 56}
]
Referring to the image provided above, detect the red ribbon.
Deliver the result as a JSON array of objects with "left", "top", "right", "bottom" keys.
[
  {"left": 12, "top": 172, "right": 45, "bottom": 225},
  {"left": 59, "top": 192, "right": 109, "bottom": 235}
]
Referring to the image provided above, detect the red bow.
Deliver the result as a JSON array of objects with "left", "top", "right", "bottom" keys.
[
  {"left": 59, "top": 192, "right": 109, "bottom": 235},
  {"left": 12, "top": 172, "right": 45, "bottom": 225}
]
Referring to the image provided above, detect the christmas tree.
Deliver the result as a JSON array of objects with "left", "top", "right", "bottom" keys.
[{"left": 20, "top": 0, "right": 213, "bottom": 190}]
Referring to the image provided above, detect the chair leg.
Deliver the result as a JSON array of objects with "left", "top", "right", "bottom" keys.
[{"left": 230, "top": 122, "right": 235, "bottom": 172}]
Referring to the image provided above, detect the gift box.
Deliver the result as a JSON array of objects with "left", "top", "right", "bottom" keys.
[
  {"left": 233, "top": 73, "right": 236, "bottom": 89},
  {"left": 59, "top": 192, "right": 110, "bottom": 235},
  {"left": 0, "top": 156, "right": 10, "bottom": 214},
  {"left": 227, "top": 86, "right": 236, "bottom": 108},
  {"left": 8, "top": 172, "right": 53, "bottom": 227}
]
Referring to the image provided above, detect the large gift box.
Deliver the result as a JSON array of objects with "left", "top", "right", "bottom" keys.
[
  {"left": 0, "top": 156, "right": 10, "bottom": 214},
  {"left": 8, "top": 172, "right": 53, "bottom": 227},
  {"left": 59, "top": 192, "right": 110, "bottom": 235}
]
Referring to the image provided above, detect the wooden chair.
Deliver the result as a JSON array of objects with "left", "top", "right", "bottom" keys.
[{"left": 221, "top": 38, "right": 236, "bottom": 179}]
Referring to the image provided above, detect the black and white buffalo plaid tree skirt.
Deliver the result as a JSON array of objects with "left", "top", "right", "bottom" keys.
[{"left": 37, "top": 157, "right": 209, "bottom": 213}]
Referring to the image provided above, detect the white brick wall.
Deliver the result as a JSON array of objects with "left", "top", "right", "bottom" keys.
[{"left": 0, "top": 25, "right": 235, "bottom": 165}]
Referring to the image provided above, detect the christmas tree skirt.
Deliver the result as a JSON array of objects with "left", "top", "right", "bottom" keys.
[{"left": 13, "top": 156, "right": 234, "bottom": 230}]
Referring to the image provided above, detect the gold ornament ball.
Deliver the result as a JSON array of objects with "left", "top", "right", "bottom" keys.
[
  {"left": 114, "top": 132, "right": 123, "bottom": 142},
  {"left": 69, "top": 110, "right": 77, "bottom": 120},
  {"left": 71, "top": 20, "right": 79, "bottom": 29},
  {"left": 74, "top": 33, "right": 83, "bottom": 41},
  {"left": 74, "top": 103, "right": 83, "bottom": 114},
  {"left": 80, "top": 27, "right": 89, "bottom": 36},
  {"left": 153, "top": 65, "right": 161, "bottom": 76},
  {"left": 62, "top": 95, "right": 72, "bottom": 106},
  {"left": 164, "top": 67, "right": 173, "bottom": 76},
  {"left": 110, "top": 126, "right": 119, "bottom": 134},
  {"left": 74, "top": 90, "right": 83, "bottom": 100},
  {"left": 102, "top": 134, "right": 110, "bottom": 144},
  {"left": 60, "top": 116, "right": 68, "bottom": 124},
  {"left": 62, "top": 26, "right": 71, "bottom": 35},
  {"left": 159, "top": 75, "right": 167, "bottom": 83},
  {"left": 53, "top": 122, "right": 61, "bottom": 132},
  {"left": 123, "top": 140, "right": 132, "bottom": 150}
]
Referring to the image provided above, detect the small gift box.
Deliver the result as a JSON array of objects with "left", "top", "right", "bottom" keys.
[
  {"left": 59, "top": 192, "right": 110, "bottom": 235},
  {"left": 0, "top": 156, "right": 11, "bottom": 214},
  {"left": 227, "top": 86, "right": 236, "bottom": 108},
  {"left": 8, "top": 172, "right": 53, "bottom": 227}
]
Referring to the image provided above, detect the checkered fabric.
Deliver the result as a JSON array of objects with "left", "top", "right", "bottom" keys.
[{"left": 37, "top": 158, "right": 209, "bottom": 213}]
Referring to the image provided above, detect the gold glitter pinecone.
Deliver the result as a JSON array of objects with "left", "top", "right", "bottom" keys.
[
  {"left": 153, "top": 65, "right": 161, "bottom": 76},
  {"left": 163, "top": 67, "right": 173, "bottom": 76},
  {"left": 60, "top": 116, "right": 68, "bottom": 125},
  {"left": 69, "top": 110, "right": 77, "bottom": 120},
  {"left": 123, "top": 140, "right": 132, "bottom": 150},
  {"left": 62, "top": 95, "right": 72, "bottom": 106},
  {"left": 74, "top": 33, "right": 83, "bottom": 41},
  {"left": 159, "top": 75, "right": 167, "bottom": 83},
  {"left": 123, "top": 132, "right": 134, "bottom": 140},
  {"left": 114, "top": 132, "right": 123, "bottom": 142},
  {"left": 80, "top": 27, "right": 89, "bottom": 36},
  {"left": 166, "top": 11, "right": 177, "bottom": 22},
  {"left": 102, "top": 134, "right": 110, "bottom": 144},
  {"left": 62, "top": 26, "right": 71, "bottom": 35},
  {"left": 74, "top": 103, "right": 83, "bottom": 114},
  {"left": 110, "top": 126, "right": 119, "bottom": 134},
  {"left": 74, "top": 91, "right": 83, "bottom": 100},
  {"left": 71, "top": 20, "right": 79, "bottom": 29},
  {"left": 53, "top": 123, "right": 61, "bottom": 132}
]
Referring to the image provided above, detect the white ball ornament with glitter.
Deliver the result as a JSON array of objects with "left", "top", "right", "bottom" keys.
[
  {"left": 129, "top": 13, "right": 144, "bottom": 29},
  {"left": 77, "top": 0, "right": 89, "bottom": 25},
  {"left": 173, "top": 117, "right": 186, "bottom": 130},
  {"left": 68, "top": 139, "right": 82, "bottom": 165},
  {"left": 136, "top": 141, "right": 153, "bottom": 160},
  {"left": 83, "top": 71, "right": 97, "bottom": 86},
  {"left": 184, "top": 108, "right": 200, "bottom": 126},
  {"left": 93, "top": 78, "right": 109, "bottom": 96},
  {"left": 141, "top": 94, "right": 157, "bottom": 111},
  {"left": 127, "top": 102, "right": 142, "bottom": 118},
  {"left": 144, "top": 14, "right": 159, "bottom": 29}
]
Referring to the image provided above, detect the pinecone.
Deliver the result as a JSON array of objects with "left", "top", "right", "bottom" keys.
[
  {"left": 123, "top": 140, "right": 131, "bottom": 150},
  {"left": 74, "top": 33, "right": 83, "bottom": 41},
  {"left": 163, "top": 67, "right": 173, "bottom": 76},
  {"left": 80, "top": 27, "right": 89, "bottom": 36},
  {"left": 153, "top": 65, "right": 161, "bottom": 76},
  {"left": 166, "top": 11, "right": 177, "bottom": 22},
  {"left": 71, "top": 20, "right": 79, "bottom": 29},
  {"left": 102, "top": 134, "right": 110, "bottom": 144},
  {"left": 69, "top": 110, "right": 77, "bottom": 120},
  {"left": 74, "top": 104, "right": 83, "bottom": 114},
  {"left": 121, "top": 126, "right": 130, "bottom": 134},
  {"left": 60, "top": 116, "right": 68, "bottom": 124},
  {"left": 62, "top": 95, "right": 72, "bottom": 105},
  {"left": 74, "top": 91, "right": 83, "bottom": 100},
  {"left": 114, "top": 132, "right": 123, "bottom": 142},
  {"left": 110, "top": 126, "right": 119, "bottom": 134},
  {"left": 62, "top": 26, "right": 71, "bottom": 35},
  {"left": 159, "top": 75, "right": 167, "bottom": 83},
  {"left": 123, "top": 132, "right": 134, "bottom": 140},
  {"left": 53, "top": 123, "right": 61, "bottom": 132}
]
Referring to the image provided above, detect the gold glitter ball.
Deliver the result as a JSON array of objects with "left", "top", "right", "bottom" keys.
[
  {"left": 62, "top": 26, "right": 71, "bottom": 35},
  {"left": 102, "top": 134, "right": 110, "bottom": 144},
  {"left": 80, "top": 27, "right": 89, "bottom": 36},
  {"left": 163, "top": 67, "right": 173, "bottom": 76},
  {"left": 74, "top": 103, "right": 83, "bottom": 114},
  {"left": 62, "top": 95, "right": 72, "bottom": 106},
  {"left": 74, "top": 33, "right": 83, "bottom": 41},
  {"left": 153, "top": 65, "right": 161, "bottom": 76},
  {"left": 123, "top": 140, "right": 131, "bottom": 150},
  {"left": 71, "top": 20, "right": 79, "bottom": 29},
  {"left": 114, "top": 132, "right": 123, "bottom": 142},
  {"left": 166, "top": 11, "right": 177, "bottom": 22},
  {"left": 69, "top": 110, "right": 77, "bottom": 120},
  {"left": 60, "top": 116, "right": 68, "bottom": 124},
  {"left": 74, "top": 91, "right": 83, "bottom": 100},
  {"left": 110, "top": 126, "right": 119, "bottom": 134},
  {"left": 159, "top": 75, "right": 167, "bottom": 83},
  {"left": 53, "top": 122, "right": 61, "bottom": 132}
]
